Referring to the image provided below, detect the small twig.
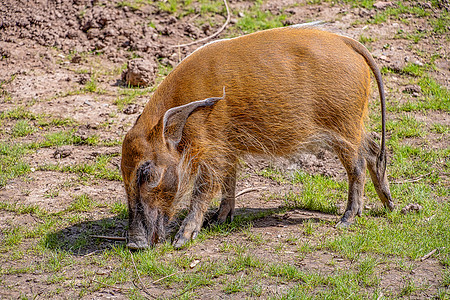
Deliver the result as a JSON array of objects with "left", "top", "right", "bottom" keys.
[
  {"left": 131, "top": 281, "right": 154, "bottom": 300},
  {"left": 92, "top": 279, "right": 131, "bottom": 292},
  {"left": 152, "top": 270, "right": 183, "bottom": 284},
  {"left": 392, "top": 172, "right": 432, "bottom": 184},
  {"left": 424, "top": 214, "right": 436, "bottom": 222},
  {"left": 235, "top": 187, "right": 267, "bottom": 198},
  {"left": 170, "top": 0, "right": 231, "bottom": 48},
  {"left": 30, "top": 214, "right": 45, "bottom": 224},
  {"left": 91, "top": 235, "right": 126, "bottom": 241},
  {"left": 129, "top": 250, "right": 156, "bottom": 299},
  {"left": 187, "top": 13, "right": 200, "bottom": 22},
  {"left": 420, "top": 248, "right": 438, "bottom": 261},
  {"left": 83, "top": 249, "right": 101, "bottom": 257}
]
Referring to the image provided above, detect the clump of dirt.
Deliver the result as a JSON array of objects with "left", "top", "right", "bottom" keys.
[
  {"left": 121, "top": 58, "right": 157, "bottom": 87},
  {"left": 123, "top": 103, "right": 140, "bottom": 115},
  {"left": 401, "top": 203, "right": 424, "bottom": 214}
]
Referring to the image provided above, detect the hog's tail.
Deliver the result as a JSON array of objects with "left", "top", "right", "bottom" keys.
[{"left": 342, "top": 36, "right": 387, "bottom": 180}]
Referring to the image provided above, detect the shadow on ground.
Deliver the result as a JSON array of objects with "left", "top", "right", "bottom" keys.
[
  {"left": 42, "top": 206, "right": 340, "bottom": 255},
  {"left": 42, "top": 216, "right": 128, "bottom": 256}
]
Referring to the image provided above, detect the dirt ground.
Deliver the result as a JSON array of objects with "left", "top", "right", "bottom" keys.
[{"left": 0, "top": 0, "right": 449, "bottom": 299}]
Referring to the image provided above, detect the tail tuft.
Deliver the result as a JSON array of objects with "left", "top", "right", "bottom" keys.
[{"left": 376, "top": 148, "right": 387, "bottom": 181}]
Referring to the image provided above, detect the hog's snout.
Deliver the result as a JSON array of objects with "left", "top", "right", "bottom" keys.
[{"left": 127, "top": 206, "right": 168, "bottom": 250}]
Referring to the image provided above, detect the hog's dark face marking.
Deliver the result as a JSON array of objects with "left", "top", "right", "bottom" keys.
[{"left": 121, "top": 128, "right": 180, "bottom": 250}]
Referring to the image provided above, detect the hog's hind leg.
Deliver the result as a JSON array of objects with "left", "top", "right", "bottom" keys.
[
  {"left": 335, "top": 143, "right": 367, "bottom": 227},
  {"left": 213, "top": 165, "right": 237, "bottom": 224}
]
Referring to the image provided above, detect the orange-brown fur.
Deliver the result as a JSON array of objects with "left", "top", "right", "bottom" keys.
[{"left": 121, "top": 27, "right": 394, "bottom": 249}]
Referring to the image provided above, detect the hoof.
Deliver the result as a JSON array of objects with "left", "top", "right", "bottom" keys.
[
  {"left": 127, "top": 240, "right": 149, "bottom": 250},
  {"left": 172, "top": 230, "right": 199, "bottom": 249},
  {"left": 335, "top": 220, "right": 353, "bottom": 228},
  {"left": 172, "top": 236, "right": 189, "bottom": 249},
  {"left": 204, "top": 210, "right": 233, "bottom": 227},
  {"left": 386, "top": 201, "right": 395, "bottom": 211}
]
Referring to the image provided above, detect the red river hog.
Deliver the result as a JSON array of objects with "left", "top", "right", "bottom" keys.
[{"left": 121, "top": 26, "right": 394, "bottom": 249}]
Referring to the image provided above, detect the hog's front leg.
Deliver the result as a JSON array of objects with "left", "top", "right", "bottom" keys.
[{"left": 173, "top": 176, "right": 214, "bottom": 249}]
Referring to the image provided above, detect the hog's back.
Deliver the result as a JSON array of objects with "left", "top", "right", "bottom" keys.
[{"left": 161, "top": 28, "right": 371, "bottom": 155}]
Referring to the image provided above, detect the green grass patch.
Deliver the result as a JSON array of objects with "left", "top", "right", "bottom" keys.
[
  {"left": 401, "top": 62, "right": 427, "bottom": 77},
  {"left": 382, "top": 61, "right": 430, "bottom": 77},
  {"left": 287, "top": 171, "right": 345, "bottom": 214},
  {"left": 236, "top": 1, "right": 289, "bottom": 33},
  {"left": 369, "top": 2, "right": 429, "bottom": 25},
  {"left": 257, "top": 166, "right": 286, "bottom": 183},
  {"left": 67, "top": 193, "right": 97, "bottom": 212},
  {"left": 196, "top": 0, "right": 224, "bottom": 14},
  {"left": 268, "top": 263, "right": 380, "bottom": 299},
  {"left": 418, "top": 76, "right": 450, "bottom": 106},
  {"left": 39, "top": 154, "right": 122, "bottom": 181},
  {"left": 358, "top": 34, "right": 376, "bottom": 45},
  {"left": 82, "top": 75, "right": 104, "bottom": 94},
  {"left": 40, "top": 249, "right": 75, "bottom": 273},
  {"left": 1, "top": 107, "right": 77, "bottom": 128},
  {"left": 268, "top": 263, "right": 307, "bottom": 281},
  {"left": 0, "top": 126, "right": 112, "bottom": 186},
  {"left": 116, "top": 1, "right": 142, "bottom": 11},
  {"left": 0, "top": 201, "right": 47, "bottom": 216},
  {"left": 29, "top": 129, "right": 99, "bottom": 148},
  {"left": 115, "top": 86, "right": 152, "bottom": 110},
  {"left": 0, "top": 106, "right": 38, "bottom": 120},
  {"left": 37, "top": 116, "right": 77, "bottom": 128},
  {"left": 109, "top": 200, "right": 128, "bottom": 219},
  {"left": 443, "top": 268, "right": 450, "bottom": 287},
  {"left": 397, "top": 29, "right": 428, "bottom": 43},
  {"left": 157, "top": 0, "right": 179, "bottom": 13},
  {"left": 385, "top": 114, "right": 426, "bottom": 140},
  {"left": 339, "top": 0, "right": 375, "bottom": 9},
  {"left": 326, "top": 197, "right": 450, "bottom": 260},
  {"left": 11, "top": 120, "right": 36, "bottom": 137},
  {"left": 0, "top": 142, "right": 32, "bottom": 187},
  {"left": 223, "top": 274, "right": 249, "bottom": 294},
  {"left": 0, "top": 226, "right": 25, "bottom": 252},
  {"left": 388, "top": 143, "right": 448, "bottom": 180},
  {"left": 431, "top": 123, "right": 449, "bottom": 134},
  {"left": 430, "top": 12, "right": 450, "bottom": 34},
  {"left": 154, "top": 0, "right": 226, "bottom": 18},
  {"left": 390, "top": 76, "right": 449, "bottom": 112}
]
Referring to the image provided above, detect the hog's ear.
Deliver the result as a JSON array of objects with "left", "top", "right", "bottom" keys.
[{"left": 163, "top": 87, "right": 225, "bottom": 147}]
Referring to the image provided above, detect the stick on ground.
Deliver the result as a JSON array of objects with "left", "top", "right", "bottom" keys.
[
  {"left": 91, "top": 235, "right": 126, "bottom": 241},
  {"left": 170, "top": 0, "right": 231, "bottom": 48},
  {"left": 235, "top": 187, "right": 267, "bottom": 198},
  {"left": 92, "top": 279, "right": 131, "bottom": 292},
  {"left": 392, "top": 172, "right": 432, "bottom": 184},
  {"left": 420, "top": 248, "right": 438, "bottom": 261},
  {"left": 152, "top": 270, "right": 183, "bottom": 284}
]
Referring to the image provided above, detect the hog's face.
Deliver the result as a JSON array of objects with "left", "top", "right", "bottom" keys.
[
  {"left": 121, "top": 127, "right": 180, "bottom": 250},
  {"left": 121, "top": 90, "right": 225, "bottom": 249}
]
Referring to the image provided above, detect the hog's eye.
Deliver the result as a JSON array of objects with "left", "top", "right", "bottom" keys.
[{"left": 137, "top": 161, "right": 160, "bottom": 187}]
